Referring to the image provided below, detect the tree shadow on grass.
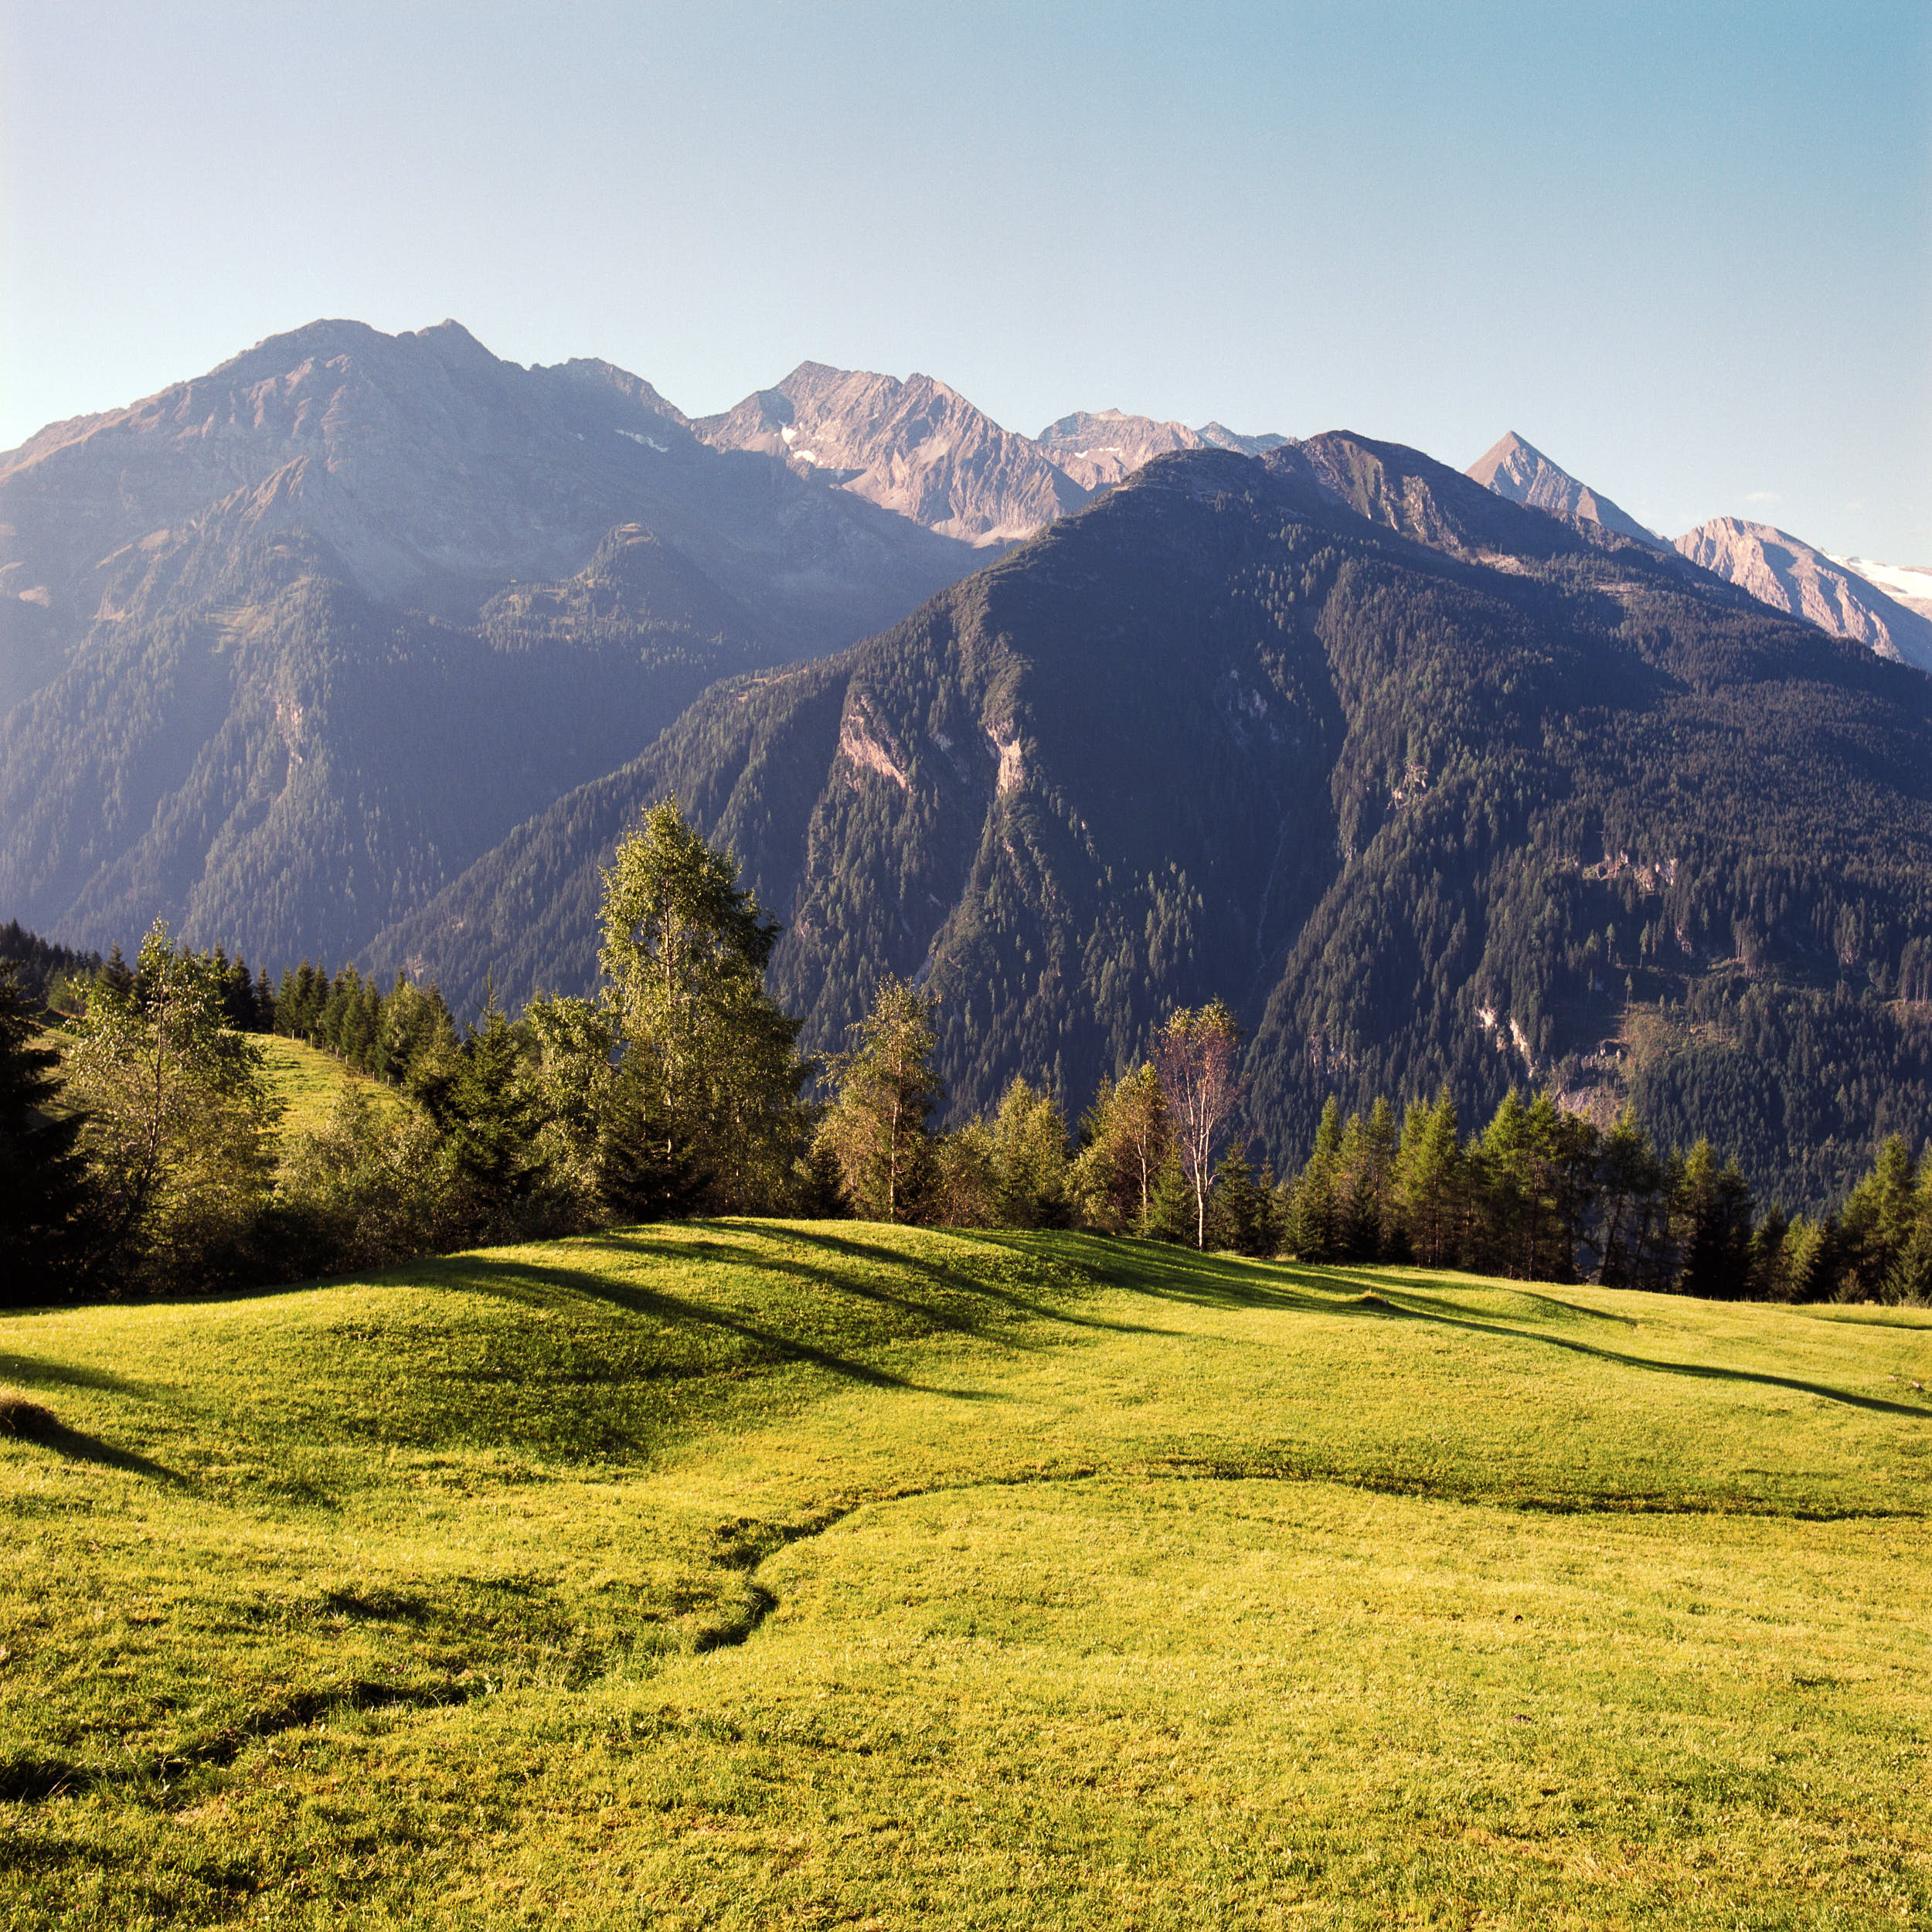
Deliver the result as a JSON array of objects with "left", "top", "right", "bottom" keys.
[
  {"left": 437, "top": 1251, "right": 1010, "bottom": 1403},
  {"left": 1, "top": 1410, "right": 183, "bottom": 1484},
  {"left": 1053, "top": 1241, "right": 1932, "bottom": 1423},
  {"left": 1080, "top": 1239, "right": 1373, "bottom": 1316},
  {"left": 1354, "top": 1286, "right": 1932, "bottom": 1421},
  {"left": 766, "top": 1226, "right": 1184, "bottom": 1340},
  {"left": 0, "top": 1354, "right": 167, "bottom": 1400}
]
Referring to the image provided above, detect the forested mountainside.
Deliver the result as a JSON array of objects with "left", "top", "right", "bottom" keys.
[
  {"left": 0, "top": 321, "right": 985, "bottom": 962},
  {"left": 369, "top": 438, "right": 1932, "bottom": 1213}
]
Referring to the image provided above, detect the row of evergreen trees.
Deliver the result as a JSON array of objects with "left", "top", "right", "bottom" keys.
[
  {"left": 1275, "top": 1090, "right": 1928, "bottom": 1303},
  {"left": 4, "top": 800, "right": 1927, "bottom": 1308}
]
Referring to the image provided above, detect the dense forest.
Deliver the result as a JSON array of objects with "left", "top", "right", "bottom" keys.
[
  {"left": 4, "top": 801, "right": 1927, "bottom": 1312},
  {"left": 366, "top": 442, "right": 1932, "bottom": 1213}
]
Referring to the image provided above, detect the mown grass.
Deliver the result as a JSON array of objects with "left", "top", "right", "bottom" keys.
[
  {"left": 2, "top": 1225, "right": 1928, "bottom": 1927},
  {"left": 257, "top": 1035, "right": 400, "bottom": 1141}
]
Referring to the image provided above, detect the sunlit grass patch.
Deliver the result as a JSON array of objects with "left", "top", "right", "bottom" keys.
[
  {"left": 257, "top": 1033, "right": 403, "bottom": 1141},
  {"left": 2, "top": 1224, "right": 1928, "bottom": 1925}
]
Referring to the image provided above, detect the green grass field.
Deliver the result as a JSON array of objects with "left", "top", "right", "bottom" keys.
[
  {"left": 257, "top": 1035, "right": 401, "bottom": 1141},
  {"left": 2, "top": 1225, "right": 1928, "bottom": 1927}
]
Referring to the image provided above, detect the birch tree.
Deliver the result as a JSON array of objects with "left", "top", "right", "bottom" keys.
[{"left": 1154, "top": 1000, "right": 1243, "bottom": 1249}]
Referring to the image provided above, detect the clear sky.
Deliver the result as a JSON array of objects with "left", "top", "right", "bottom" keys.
[{"left": 4, "top": 1, "right": 1927, "bottom": 558}]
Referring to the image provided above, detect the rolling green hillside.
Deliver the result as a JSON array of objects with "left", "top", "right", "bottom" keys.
[
  {"left": 2, "top": 1223, "right": 1928, "bottom": 1925},
  {"left": 369, "top": 442, "right": 1932, "bottom": 1211}
]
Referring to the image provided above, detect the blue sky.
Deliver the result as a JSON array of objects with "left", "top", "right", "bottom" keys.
[{"left": 3, "top": 1, "right": 1927, "bottom": 556}]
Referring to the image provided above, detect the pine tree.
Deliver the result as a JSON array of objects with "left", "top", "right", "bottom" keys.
[
  {"left": 0, "top": 963, "right": 93, "bottom": 1302},
  {"left": 815, "top": 975, "right": 943, "bottom": 1223}
]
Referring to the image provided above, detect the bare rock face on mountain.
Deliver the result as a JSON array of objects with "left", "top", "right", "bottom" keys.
[
  {"left": 1467, "top": 431, "right": 1661, "bottom": 547},
  {"left": 1033, "top": 410, "right": 1287, "bottom": 491},
  {"left": 0, "top": 321, "right": 991, "bottom": 962},
  {"left": 1833, "top": 556, "right": 1932, "bottom": 627},
  {"left": 1675, "top": 519, "right": 1932, "bottom": 673},
  {"left": 693, "top": 363, "right": 1087, "bottom": 547},
  {"left": 0, "top": 321, "right": 976, "bottom": 669}
]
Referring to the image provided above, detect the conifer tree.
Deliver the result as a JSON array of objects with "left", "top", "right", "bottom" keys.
[
  {"left": 1287, "top": 1097, "right": 1345, "bottom": 1260},
  {"left": 0, "top": 962, "right": 92, "bottom": 1302},
  {"left": 410, "top": 992, "right": 552, "bottom": 1222},
  {"left": 1393, "top": 1090, "right": 1462, "bottom": 1269},
  {"left": 815, "top": 975, "right": 942, "bottom": 1223},
  {"left": 1674, "top": 1139, "right": 1754, "bottom": 1298},
  {"left": 598, "top": 797, "right": 812, "bottom": 1211},
  {"left": 1206, "top": 1148, "right": 1273, "bottom": 1255}
]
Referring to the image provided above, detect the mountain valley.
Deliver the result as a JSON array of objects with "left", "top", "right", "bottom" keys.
[{"left": 4, "top": 321, "right": 1929, "bottom": 1211}]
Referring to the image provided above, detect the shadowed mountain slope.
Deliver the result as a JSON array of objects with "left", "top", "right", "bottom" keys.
[
  {"left": 0, "top": 321, "right": 988, "bottom": 961},
  {"left": 369, "top": 440, "right": 1932, "bottom": 1212}
]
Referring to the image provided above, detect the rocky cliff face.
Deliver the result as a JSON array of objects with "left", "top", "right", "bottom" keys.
[
  {"left": 695, "top": 372, "right": 1289, "bottom": 543},
  {"left": 1833, "top": 556, "right": 1932, "bottom": 626},
  {"left": 1466, "top": 430, "right": 1660, "bottom": 546},
  {"left": 693, "top": 362, "right": 1088, "bottom": 546},
  {"left": 1675, "top": 519, "right": 1932, "bottom": 673},
  {"left": 1032, "top": 410, "right": 1284, "bottom": 489}
]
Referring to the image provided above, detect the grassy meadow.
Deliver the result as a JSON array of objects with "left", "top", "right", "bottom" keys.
[
  {"left": 2, "top": 1223, "right": 1928, "bottom": 1927},
  {"left": 255, "top": 1035, "right": 402, "bottom": 1141}
]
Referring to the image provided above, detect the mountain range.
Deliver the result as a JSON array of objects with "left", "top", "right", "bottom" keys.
[
  {"left": 1459, "top": 434, "right": 1932, "bottom": 674},
  {"left": 3, "top": 319, "right": 1929, "bottom": 1210},
  {"left": 366, "top": 432, "right": 1932, "bottom": 1212}
]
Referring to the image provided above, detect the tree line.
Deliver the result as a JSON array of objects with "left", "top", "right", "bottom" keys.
[{"left": 3, "top": 800, "right": 1927, "bottom": 1308}]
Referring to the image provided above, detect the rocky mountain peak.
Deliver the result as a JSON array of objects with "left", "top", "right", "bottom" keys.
[
  {"left": 1466, "top": 431, "right": 1659, "bottom": 547},
  {"left": 696, "top": 360, "right": 1086, "bottom": 546},
  {"left": 1674, "top": 518, "right": 1932, "bottom": 672}
]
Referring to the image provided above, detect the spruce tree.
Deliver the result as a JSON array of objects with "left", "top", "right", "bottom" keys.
[
  {"left": 815, "top": 975, "right": 943, "bottom": 1223},
  {"left": 599, "top": 797, "right": 813, "bottom": 1212},
  {"left": 1286, "top": 1097, "right": 1345, "bottom": 1261},
  {"left": 0, "top": 963, "right": 92, "bottom": 1303}
]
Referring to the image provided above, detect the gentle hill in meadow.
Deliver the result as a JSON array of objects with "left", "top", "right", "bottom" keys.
[{"left": 1, "top": 1222, "right": 1927, "bottom": 1923}]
